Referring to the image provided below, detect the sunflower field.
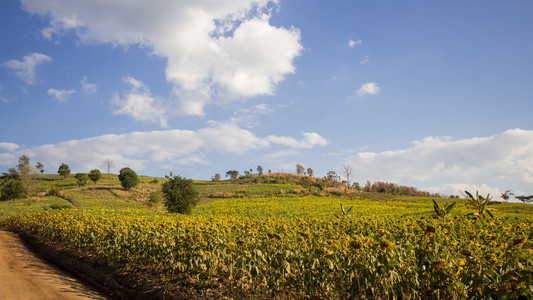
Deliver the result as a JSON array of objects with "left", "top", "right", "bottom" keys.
[{"left": 4, "top": 193, "right": 533, "bottom": 299}]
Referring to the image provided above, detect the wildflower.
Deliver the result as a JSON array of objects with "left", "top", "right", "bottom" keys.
[{"left": 457, "top": 259, "right": 466, "bottom": 266}]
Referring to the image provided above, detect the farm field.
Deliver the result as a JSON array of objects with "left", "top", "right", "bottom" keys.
[{"left": 1, "top": 175, "right": 532, "bottom": 299}]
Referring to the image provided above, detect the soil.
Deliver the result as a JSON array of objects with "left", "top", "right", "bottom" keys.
[{"left": 0, "top": 230, "right": 106, "bottom": 300}]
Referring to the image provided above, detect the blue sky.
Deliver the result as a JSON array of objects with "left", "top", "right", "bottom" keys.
[{"left": 1, "top": 0, "right": 532, "bottom": 198}]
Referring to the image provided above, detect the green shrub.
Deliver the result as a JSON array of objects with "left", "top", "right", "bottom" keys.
[
  {"left": 0, "top": 179, "right": 26, "bottom": 201},
  {"left": 147, "top": 191, "right": 163, "bottom": 209},
  {"left": 118, "top": 167, "right": 139, "bottom": 190},
  {"left": 46, "top": 186, "right": 61, "bottom": 197},
  {"left": 58, "top": 163, "right": 70, "bottom": 178},
  {"left": 49, "top": 204, "right": 72, "bottom": 210},
  {"left": 74, "top": 173, "right": 89, "bottom": 187},
  {"left": 88, "top": 169, "right": 102, "bottom": 183},
  {"left": 162, "top": 176, "right": 199, "bottom": 214}
]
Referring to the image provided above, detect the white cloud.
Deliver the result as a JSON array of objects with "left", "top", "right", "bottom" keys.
[
  {"left": 2, "top": 53, "right": 51, "bottom": 85},
  {"left": 111, "top": 76, "right": 168, "bottom": 128},
  {"left": 344, "top": 128, "right": 533, "bottom": 196},
  {"left": 349, "top": 39, "right": 362, "bottom": 47},
  {"left": 47, "top": 88, "right": 76, "bottom": 102},
  {"left": 81, "top": 76, "right": 97, "bottom": 94},
  {"left": 0, "top": 122, "right": 327, "bottom": 173},
  {"left": 21, "top": 1, "right": 302, "bottom": 115},
  {"left": 0, "top": 142, "right": 19, "bottom": 152},
  {"left": 360, "top": 55, "right": 370, "bottom": 64},
  {"left": 355, "top": 82, "right": 380, "bottom": 96},
  {"left": 267, "top": 132, "right": 328, "bottom": 148}
]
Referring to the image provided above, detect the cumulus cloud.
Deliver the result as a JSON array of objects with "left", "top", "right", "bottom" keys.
[
  {"left": 111, "top": 76, "right": 168, "bottom": 127},
  {"left": 355, "top": 82, "right": 380, "bottom": 96},
  {"left": 2, "top": 52, "right": 51, "bottom": 85},
  {"left": 47, "top": 88, "right": 76, "bottom": 102},
  {"left": 81, "top": 76, "right": 97, "bottom": 94},
  {"left": 348, "top": 39, "right": 362, "bottom": 47},
  {"left": 0, "top": 142, "right": 19, "bottom": 152},
  {"left": 343, "top": 128, "right": 533, "bottom": 196},
  {"left": 21, "top": 0, "right": 302, "bottom": 115},
  {"left": 0, "top": 122, "right": 327, "bottom": 174}
]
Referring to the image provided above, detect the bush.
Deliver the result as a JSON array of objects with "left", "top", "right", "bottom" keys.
[
  {"left": 1, "top": 179, "right": 26, "bottom": 201},
  {"left": 162, "top": 176, "right": 199, "bottom": 214},
  {"left": 147, "top": 191, "right": 163, "bottom": 209},
  {"left": 118, "top": 167, "right": 139, "bottom": 190},
  {"left": 74, "top": 173, "right": 89, "bottom": 187},
  {"left": 88, "top": 169, "right": 102, "bottom": 183}
]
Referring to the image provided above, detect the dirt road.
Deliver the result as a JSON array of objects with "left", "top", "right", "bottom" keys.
[{"left": 0, "top": 230, "right": 106, "bottom": 300}]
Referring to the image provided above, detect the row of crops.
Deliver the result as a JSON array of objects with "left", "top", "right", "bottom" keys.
[{"left": 4, "top": 195, "right": 533, "bottom": 299}]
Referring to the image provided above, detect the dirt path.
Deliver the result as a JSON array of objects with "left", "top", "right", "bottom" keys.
[{"left": 0, "top": 230, "right": 106, "bottom": 300}]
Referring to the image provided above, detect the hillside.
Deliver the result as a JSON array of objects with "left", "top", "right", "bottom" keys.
[{"left": 1, "top": 173, "right": 533, "bottom": 299}]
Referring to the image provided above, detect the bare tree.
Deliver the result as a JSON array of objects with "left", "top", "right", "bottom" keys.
[
  {"left": 343, "top": 165, "right": 353, "bottom": 188},
  {"left": 103, "top": 158, "right": 115, "bottom": 174},
  {"left": 296, "top": 164, "right": 305, "bottom": 175}
]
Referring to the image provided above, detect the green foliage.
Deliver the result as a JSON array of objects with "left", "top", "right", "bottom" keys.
[
  {"left": 46, "top": 186, "right": 61, "bottom": 197},
  {"left": 432, "top": 199, "right": 456, "bottom": 217},
  {"left": 36, "top": 162, "right": 44, "bottom": 174},
  {"left": 257, "top": 165, "right": 263, "bottom": 175},
  {"left": 465, "top": 190, "right": 494, "bottom": 218},
  {"left": 74, "top": 173, "right": 89, "bottom": 187},
  {"left": 147, "top": 191, "right": 163, "bottom": 209},
  {"left": 88, "top": 169, "right": 102, "bottom": 183},
  {"left": 162, "top": 176, "right": 199, "bottom": 214},
  {"left": 118, "top": 167, "right": 139, "bottom": 190},
  {"left": 516, "top": 195, "right": 533, "bottom": 203},
  {"left": 58, "top": 163, "right": 71, "bottom": 178},
  {"left": 0, "top": 179, "right": 25, "bottom": 201},
  {"left": 225, "top": 170, "right": 239, "bottom": 180},
  {"left": 211, "top": 173, "right": 221, "bottom": 182}
]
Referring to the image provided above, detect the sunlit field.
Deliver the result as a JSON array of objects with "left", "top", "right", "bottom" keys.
[{"left": 2, "top": 176, "right": 532, "bottom": 298}]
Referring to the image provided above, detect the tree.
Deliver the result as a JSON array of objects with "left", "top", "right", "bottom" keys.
[
  {"left": 58, "top": 163, "right": 70, "bottom": 178},
  {"left": 306, "top": 168, "right": 314, "bottom": 177},
  {"left": 16, "top": 155, "right": 38, "bottom": 196},
  {"left": 118, "top": 167, "right": 138, "bottom": 190},
  {"left": 516, "top": 195, "right": 533, "bottom": 203},
  {"left": 343, "top": 165, "right": 353, "bottom": 188},
  {"left": 162, "top": 176, "right": 199, "bottom": 214},
  {"left": 211, "top": 173, "right": 221, "bottom": 182},
  {"left": 226, "top": 170, "right": 239, "bottom": 180},
  {"left": 36, "top": 162, "right": 44, "bottom": 174},
  {"left": 327, "top": 171, "right": 339, "bottom": 182},
  {"left": 257, "top": 165, "right": 263, "bottom": 176},
  {"left": 296, "top": 164, "right": 305, "bottom": 175},
  {"left": 500, "top": 190, "right": 513, "bottom": 202},
  {"left": 88, "top": 169, "right": 102, "bottom": 183},
  {"left": 17, "top": 155, "right": 31, "bottom": 175},
  {"left": 103, "top": 158, "right": 115, "bottom": 174},
  {"left": 0, "top": 179, "right": 25, "bottom": 201},
  {"left": 74, "top": 173, "right": 89, "bottom": 187}
]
